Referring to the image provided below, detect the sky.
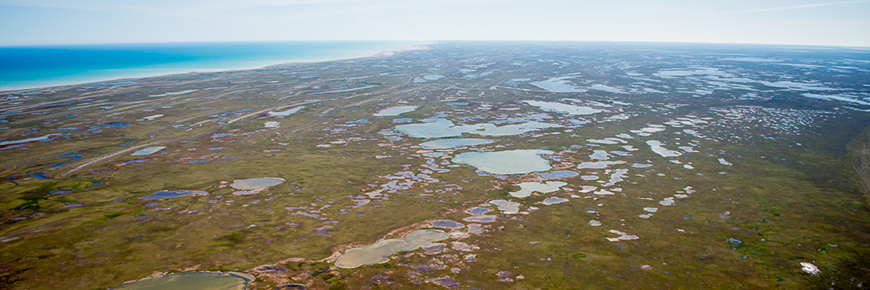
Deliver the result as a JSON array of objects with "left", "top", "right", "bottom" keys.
[{"left": 0, "top": 0, "right": 868, "bottom": 47}]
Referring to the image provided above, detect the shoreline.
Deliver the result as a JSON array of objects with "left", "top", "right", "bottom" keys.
[
  {"left": 0, "top": 42, "right": 430, "bottom": 94},
  {"left": 111, "top": 270, "right": 256, "bottom": 289}
]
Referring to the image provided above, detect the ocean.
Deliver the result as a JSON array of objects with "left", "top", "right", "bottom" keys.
[{"left": 0, "top": 41, "right": 416, "bottom": 91}]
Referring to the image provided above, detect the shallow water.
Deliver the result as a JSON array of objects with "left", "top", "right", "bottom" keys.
[
  {"left": 590, "top": 150, "right": 611, "bottom": 160},
  {"left": 537, "top": 171, "right": 579, "bottom": 179},
  {"left": 452, "top": 149, "right": 554, "bottom": 175},
  {"left": 647, "top": 140, "right": 682, "bottom": 158},
  {"left": 466, "top": 207, "right": 492, "bottom": 216},
  {"left": 422, "top": 152, "right": 446, "bottom": 158},
  {"left": 267, "top": 106, "right": 304, "bottom": 117},
  {"left": 395, "top": 119, "right": 561, "bottom": 139},
  {"left": 230, "top": 177, "right": 284, "bottom": 190},
  {"left": 542, "top": 197, "right": 569, "bottom": 205},
  {"left": 530, "top": 77, "right": 587, "bottom": 92},
  {"left": 509, "top": 181, "right": 567, "bottom": 198},
  {"left": 112, "top": 272, "right": 249, "bottom": 290},
  {"left": 522, "top": 100, "right": 602, "bottom": 115},
  {"left": 0, "top": 134, "right": 56, "bottom": 146},
  {"left": 463, "top": 215, "right": 497, "bottom": 223},
  {"left": 418, "top": 138, "right": 494, "bottom": 149},
  {"left": 131, "top": 146, "right": 166, "bottom": 156},
  {"left": 431, "top": 220, "right": 464, "bottom": 229},
  {"left": 489, "top": 200, "right": 521, "bottom": 214},
  {"left": 577, "top": 161, "right": 625, "bottom": 169},
  {"left": 138, "top": 190, "right": 207, "bottom": 201},
  {"left": 335, "top": 229, "right": 449, "bottom": 268},
  {"left": 373, "top": 106, "right": 418, "bottom": 117}
]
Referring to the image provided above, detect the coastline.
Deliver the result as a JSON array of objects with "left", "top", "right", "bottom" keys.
[{"left": 0, "top": 42, "right": 429, "bottom": 93}]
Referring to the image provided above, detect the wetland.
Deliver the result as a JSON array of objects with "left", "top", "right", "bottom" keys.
[{"left": 1, "top": 42, "right": 869, "bottom": 290}]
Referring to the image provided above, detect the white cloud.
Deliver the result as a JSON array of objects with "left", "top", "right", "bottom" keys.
[{"left": 699, "top": 0, "right": 870, "bottom": 16}]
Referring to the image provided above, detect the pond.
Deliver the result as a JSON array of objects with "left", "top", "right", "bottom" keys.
[
  {"left": 230, "top": 177, "right": 284, "bottom": 190},
  {"left": 577, "top": 161, "right": 625, "bottom": 169},
  {"left": 542, "top": 197, "right": 569, "bottom": 205},
  {"left": 138, "top": 190, "right": 208, "bottom": 201},
  {"left": 131, "top": 146, "right": 166, "bottom": 156},
  {"left": 509, "top": 181, "right": 567, "bottom": 198},
  {"left": 268, "top": 106, "right": 304, "bottom": 117},
  {"left": 537, "top": 171, "right": 579, "bottom": 179},
  {"left": 523, "top": 100, "right": 602, "bottom": 115},
  {"left": 373, "top": 106, "right": 418, "bottom": 117},
  {"left": 431, "top": 220, "right": 464, "bottom": 229},
  {"left": 489, "top": 200, "right": 521, "bottom": 214},
  {"left": 112, "top": 272, "right": 251, "bottom": 290},
  {"left": 395, "top": 119, "right": 561, "bottom": 139},
  {"left": 0, "top": 134, "right": 57, "bottom": 146},
  {"left": 418, "top": 138, "right": 494, "bottom": 149},
  {"left": 335, "top": 229, "right": 449, "bottom": 268},
  {"left": 530, "top": 77, "right": 586, "bottom": 92},
  {"left": 646, "top": 140, "right": 682, "bottom": 158},
  {"left": 452, "top": 149, "right": 554, "bottom": 175},
  {"left": 466, "top": 207, "right": 492, "bottom": 216}
]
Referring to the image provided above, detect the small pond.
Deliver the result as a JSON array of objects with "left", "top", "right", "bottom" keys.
[
  {"left": 112, "top": 272, "right": 250, "bottom": 290},
  {"left": 523, "top": 100, "right": 602, "bottom": 115},
  {"left": 230, "top": 177, "right": 284, "bottom": 190},
  {"left": 139, "top": 190, "right": 207, "bottom": 201},
  {"left": 131, "top": 146, "right": 166, "bottom": 156},
  {"left": 509, "top": 181, "right": 567, "bottom": 198},
  {"left": 418, "top": 138, "right": 494, "bottom": 149},
  {"left": 373, "top": 106, "right": 418, "bottom": 117},
  {"left": 395, "top": 119, "right": 561, "bottom": 139},
  {"left": 335, "top": 229, "right": 449, "bottom": 268},
  {"left": 452, "top": 149, "right": 554, "bottom": 175}
]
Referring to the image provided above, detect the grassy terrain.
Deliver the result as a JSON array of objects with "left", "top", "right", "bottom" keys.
[{"left": 1, "top": 42, "right": 869, "bottom": 290}]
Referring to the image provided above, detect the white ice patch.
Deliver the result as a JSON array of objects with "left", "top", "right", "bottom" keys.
[
  {"left": 647, "top": 140, "right": 682, "bottom": 158},
  {"left": 606, "top": 230, "right": 639, "bottom": 242},
  {"left": 801, "top": 262, "right": 821, "bottom": 276}
]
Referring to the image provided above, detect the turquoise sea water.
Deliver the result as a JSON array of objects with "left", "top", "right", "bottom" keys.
[{"left": 0, "top": 41, "right": 416, "bottom": 91}]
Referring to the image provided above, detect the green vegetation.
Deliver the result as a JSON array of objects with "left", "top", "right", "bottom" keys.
[{"left": 1, "top": 42, "right": 869, "bottom": 289}]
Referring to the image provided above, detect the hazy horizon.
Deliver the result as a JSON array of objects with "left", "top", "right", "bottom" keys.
[
  {"left": 1, "top": 0, "right": 868, "bottom": 47},
  {"left": 2, "top": 39, "right": 870, "bottom": 49}
]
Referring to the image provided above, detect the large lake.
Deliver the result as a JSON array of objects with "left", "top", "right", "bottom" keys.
[{"left": 0, "top": 41, "right": 416, "bottom": 90}]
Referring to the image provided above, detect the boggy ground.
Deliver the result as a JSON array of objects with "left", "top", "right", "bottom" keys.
[{"left": 1, "top": 42, "right": 869, "bottom": 290}]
